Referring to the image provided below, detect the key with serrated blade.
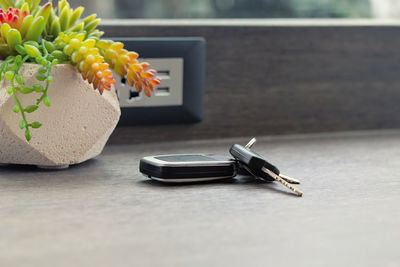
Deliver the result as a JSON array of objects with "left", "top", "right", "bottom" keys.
[
  {"left": 243, "top": 138, "right": 300, "bottom": 184},
  {"left": 230, "top": 140, "right": 303, "bottom": 196}
]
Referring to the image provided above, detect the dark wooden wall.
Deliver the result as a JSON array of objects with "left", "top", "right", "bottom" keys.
[{"left": 99, "top": 21, "right": 400, "bottom": 144}]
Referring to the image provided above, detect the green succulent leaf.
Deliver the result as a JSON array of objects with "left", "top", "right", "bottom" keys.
[
  {"left": 36, "top": 56, "right": 47, "bottom": 66},
  {"left": 84, "top": 19, "right": 100, "bottom": 34},
  {"left": 12, "top": 105, "right": 20, "bottom": 113},
  {"left": 11, "top": 61, "right": 18, "bottom": 71},
  {"left": 19, "top": 86, "right": 34, "bottom": 94},
  {"left": 24, "top": 44, "right": 41, "bottom": 58},
  {"left": 69, "top": 6, "right": 84, "bottom": 26},
  {"left": 34, "top": 2, "right": 52, "bottom": 23},
  {"left": 88, "top": 30, "right": 104, "bottom": 39},
  {"left": 70, "top": 21, "right": 84, "bottom": 32},
  {"left": 25, "top": 129, "right": 32, "bottom": 141},
  {"left": 51, "top": 50, "right": 69, "bottom": 61},
  {"left": 50, "top": 17, "right": 61, "bottom": 37},
  {"left": 20, "top": 15, "right": 33, "bottom": 37},
  {"left": 82, "top": 14, "right": 97, "bottom": 25},
  {"left": 0, "top": 23, "right": 11, "bottom": 40},
  {"left": 43, "top": 40, "right": 56, "bottom": 53},
  {"left": 25, "top": 105, "right": 39, "bottom": 113},
  {"left": 58, "top": 0, "right": 68, "bottom": 15},
  {"left": 31, "top": 121, "right": 42, "bottom": 128},
  {"left": 59, "top": 6, "right": 70, "bottom": 31},
  {"left": 24, "top": 40, "right": 39, "bottom": 48},
  {"left": 38, "top": 66, "right": 47, "bottom": 74},
  {"left": 35, "top": 73, "right": 47, "bottom": 81},
  {"left": 43, "top": 95, "right": 51, "bottom": 107},
  {"left": 19, "top": 120, "right": 27, "bottom": 129},
  {"left": 5, "top": 70, "right": 14, "bottom": 80},
  {"left": 15, "top": 55, "right": 22, "bottom": 63},
  {"left": 15, "top": 74, "right": 24, "bottom": 85},
  {"left": 25, "top": 16, "right": 45, "bottom": 42},
  {"left": 15, "top": 44, "right": 27, "bottom": 55},
  {"left": 20, "top": 2, "right": 29, "bottom": 13},
  {"left": 32, "top": 84, "right": 44, "bottom": 92},
  {"left": 6, "top": 29, "right": 22, "bottom": 49},
  {"left": 31, "top": 0, "right": 41, "bottom": 13}
]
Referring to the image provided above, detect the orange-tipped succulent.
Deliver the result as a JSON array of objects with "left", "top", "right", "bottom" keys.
[
  {"left": 96, "top": 40, "right": 161, "bottom": 97},
  {"left": 54, "top": 32, "right": 116, "bottom": 94}
]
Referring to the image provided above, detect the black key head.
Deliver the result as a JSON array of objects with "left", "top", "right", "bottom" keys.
[{"left": 229, "top": 144, "right": 279, "bottom": 181}]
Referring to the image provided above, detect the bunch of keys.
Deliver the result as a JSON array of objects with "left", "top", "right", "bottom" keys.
[
  {"left": 230, "top": 138, "right": 302, "bottom": 196},
  {"left": 140, "top": 138, "right": 303, "bottom": 197}
]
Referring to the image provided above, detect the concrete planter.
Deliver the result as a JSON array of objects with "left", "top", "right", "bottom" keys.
[{"left": 0, "top": 63, "right": 121, "bottom": 168}]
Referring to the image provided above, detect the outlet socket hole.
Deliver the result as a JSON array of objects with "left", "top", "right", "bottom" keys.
[
  {"left": 155, "top": 87, "right": 170, "bottom": 96},
  {"left": 129, "top": 90, "right": 141, "bottom": 100},
  {"left": 157, "top": 70, "right": 170, "bottom": 80},
  {"left": 157, "top": 70, "right": 170, "bottom": 76}
]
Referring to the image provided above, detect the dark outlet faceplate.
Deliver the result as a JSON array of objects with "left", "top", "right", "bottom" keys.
[{"left": 112, "top": 37, "right": 206, "bottom": 126}]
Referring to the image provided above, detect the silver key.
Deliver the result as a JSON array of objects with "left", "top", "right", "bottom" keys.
[{"left": 244, "top": 138, "right": 301, "bottom": 185}]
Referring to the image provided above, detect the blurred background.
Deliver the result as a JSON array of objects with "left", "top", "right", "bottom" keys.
[{"left": 68, "top": 0, "right": 400, "bottom": 19}]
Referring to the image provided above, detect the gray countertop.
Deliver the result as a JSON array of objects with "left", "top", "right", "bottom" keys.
[{"left": 1, "top": 130, "right": 399, "bottom": 267}]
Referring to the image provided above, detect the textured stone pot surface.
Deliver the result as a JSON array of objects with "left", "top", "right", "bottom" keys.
[{"left": 0, "top": 63, "right": 121, "bottom": 168}]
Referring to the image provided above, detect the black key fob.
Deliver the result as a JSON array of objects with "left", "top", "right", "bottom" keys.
[{"left": 140, "top": 154, "right": 236, "bottom": 183}]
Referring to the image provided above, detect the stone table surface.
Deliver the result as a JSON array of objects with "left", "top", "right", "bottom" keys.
[{"left": 1, "top": 130, "right": 399, "bottom": 267}]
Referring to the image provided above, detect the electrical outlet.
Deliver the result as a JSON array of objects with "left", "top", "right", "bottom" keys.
[
  {"left": 116, "top": 58, "right": 184, "bottom": 107},
  {"left": 112, "top": 37, "right": 206, "bottom": 125}
]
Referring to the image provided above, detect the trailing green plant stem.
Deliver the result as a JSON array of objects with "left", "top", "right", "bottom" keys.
[
  {"left": 6, "top": 54, "right": 33, "bottom": 141},
  {"left": 1, "top": 40, "right": 57, "bottom": 141}
]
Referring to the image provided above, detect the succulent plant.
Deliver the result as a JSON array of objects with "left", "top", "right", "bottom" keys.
[
  {"left": 96, "top": 39, "right": 161, "bottom": 97},
  {"left": 0, "top": 0, "right": 160, "bottom": 141}
]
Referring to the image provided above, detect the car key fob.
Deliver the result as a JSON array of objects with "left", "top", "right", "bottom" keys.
[{"left": 140, "top": 154, "right": 237, "bottom": 183}]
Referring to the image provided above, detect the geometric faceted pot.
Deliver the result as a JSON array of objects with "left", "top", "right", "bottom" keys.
[{"left": 0, "top": 63, "right": 121, "bottom": 168}]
